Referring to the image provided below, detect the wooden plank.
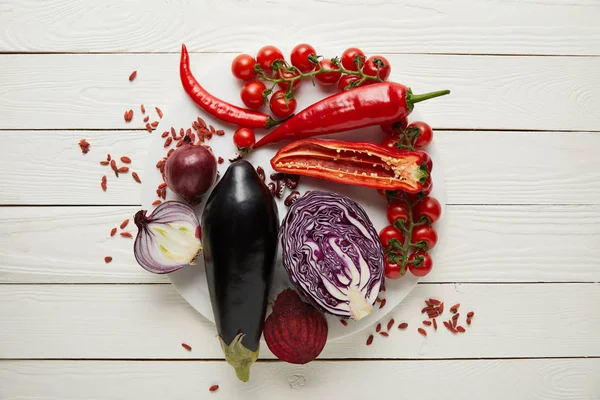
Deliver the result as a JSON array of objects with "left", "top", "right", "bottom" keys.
[
  {"left": 1, "top": 130, "right": 599, "bottom": 206},
  {"left": 1, "top": 284, "right": 598, "bottom": 359},
  {"left": 1, "top": 205, "right": 599, "bottom": 284},
  {"left": 1, "top": 54, "right": 600, "bottom": 131},
  {"left": 1, "top": 359, "right": 598, "bottom": 400},
  {"left": 1, "top": 0, "right": 599, "bottom": 55}
]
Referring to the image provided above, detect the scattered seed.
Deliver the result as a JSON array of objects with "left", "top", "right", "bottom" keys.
[
  {"left": 117, "top": 167, "right": 129, "bottom": 173},
  {"left": 398, "top": 322, "right": 408, "bottom": 329},
  {"left": 366, "top": 335, "right": 374, "bottom": 346},
  {"left": 104, "top": 256, "right": 112, "bottom": 263},
  {"left": 110, "top": 228, "right": 117, "bottom": 237},
  {"left": 158, "top": 183, "right": 167, "bottom": 189},
  {"left": 128, "top": 70, "right": 137, "bottom": 81},
  {"left": 379, "top": 299, "right": 387, "bottom": 309},
  {"left": 450, "top": 303, "right": 460, "bottom": 313},
  {"left": 439, "top": 303, "right": 444, "bottom": 314},
  {"left": 146, "top": 123, "right": 153, "bottom": 133},
  {"left": 143, "top": 115, "right": 150, "bottom": 123},
  {"left": 275, "top": 179, "right": 285, "bottom": 199},
  {"left": 197, "top": 117, "right": 207, "bottom": 128},
  {"left": 120, "top": 219, "right": 129, "bottom": 229},
  {"left": 423, "top": 320, "right": 432, "bottom": 326},
  {"left": 467, "top": 318, "right": 472, "bottom": 326},
  {"left": 167, "top": 149, "right": 175, "bottom": 157},
  {"left": 152, "top": 200, "right": 162, "bottom": 206},
  {"left": 101, "top": 182, "right": 107, "bottom": 191},
  {"left": 124, "top": 110, "right": 133, "bottom": 123},
  {"left": 376, "top": 323, "right": 381, "bottom": 333},
  {"left": 161, "top": 131, "right": 169, "bottom": 138},
  {"left": 418, "top": 328, "right": 427, "bottom": 337},
  {"left": 176, "top": 139, "right": 184, "bottom": 147},
  {"left": 101, "top": 175, "right": 107, "bottom": 184},
  {"left": 376, "top": 298, "right": 382, "bottom": 303},
  {"left": 267, "top": 182, "right": 275, "bottom": 196},
  {"left": 120, "top": 232, "right": 133, "bottom": 238},
  {"left": 155, "top": 107, "right": 163, "bottom": 119},
  {"left": 164, "top": 137, "right": 173, "bottom": 148},
  {"left": 209, "top": 385, "right": 219, "bottom": 393},
  {"left": 425, "top": 300, "right": 433, "bottom": 307},
  {"left": 387, "top": 319, "right": 395, "bottom": 331},
  {"left": 467, "top": 311, "right": 474, "bottom": 318},
  {"left": 452, "top": 313, "right": 460, "bottom": 322},
  {"left": 285, "top": 174, "right": 300, "bottom": 189},
  {"left": 106, "top": 154, "right": 112, "bottom": 161},
  {"left": 181, "top": 343, "right": 192, "bottom": 351},
  {"left": 457, "top": 326, "right": 466, "bottom": 333},
  {"left": 100, "top": 160, "right": 109, "bottom": 166},
  {"left": 151, "top": 121, "right": 159, "bottom": 128},
  {"left": 443, "top": 321, "right": 451, "bottom": 330},
  {"left": 270, "top": 172, "right": 285, "bottom": 181},
  {"left": 340, "top": 319, "right": 348, "bottom": 326},
  {"left": 140, "top": 104, "right": 146, "bottom": 114},
  {"left": 284, "top": 191, "right": 300, "bottom": 206},
  {"left": 171, "top": 127, "right": 176, "bottom": 137},
  {"left": 430, "top": 298, "right": 441, "bottom": 305},
  {"left": 209, "top": 124, "right": 216, "bottom": 133},
  {"left": 379, "top": 332, "right": 389, "bottom": 337},
  {"left": 215, "top": 129, "right": 225, "bottom": 136},
  {"left": 218, "top": 156, "right": 224, "bottom": 164},
  {"left": 132, "top": 172, "right": 141, "bottom": 183},
  {"left": 256, "top": 166, "right": 265, "bottom": 182},
  {"left": 433, "top": 318, "right": 438, "bottom": 330},
  {"left": 78, "top": 139, "right": 90, "bottom": 154}
]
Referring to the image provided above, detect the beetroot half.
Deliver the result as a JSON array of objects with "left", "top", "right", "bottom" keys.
[{"left": 263, "top": 289, "right": 328, "bottom": 364}]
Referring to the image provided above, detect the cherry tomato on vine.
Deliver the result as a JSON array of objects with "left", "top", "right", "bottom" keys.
[
  {"left": 384, "top": 255, "right": 405, "bottom": 280},
  {"left": 411, "top": 225, "right": 438, "bottom": 251},
  {"left": 413, "top": 197, "right": 442, "bottom": 224},
  {"left": 338, "top": 74, "right": 362, "bottom": 92},
  {"left": 408, "top": 251, "right": 433, "bottom": 277},
  {"left": 378, "top": 225, "right": 405, "bottom": 248},
  {"left": 380, "top": 118, "right": 408, "bottom": 136},
  {"left": 277, "top": 69, "right": 302, "bottom": 91},
  {"left": 256, "top": 45, "right": 284, "bottom": 75},
  {"left": 387, "top": 200, "right": 410, "bottom": 226},
  {"left": 240, "top": 80, "right": 266, "bottom": 110},
  {"left": 315, "top": 58, "right": 342, "bottom": 85},
  {"left": 231, "top": 54, "right": 257, "bottom": 81},
  {"left": 290, "top": 43, "right": 317, "bottom": 73},
  {"left": 341, "top": 47, "right": 366, "bottom": 71},
  {"left": 362, "top": 55, "right": 391, "bottom": 81},
  {"left": 233, "top": 127, "right": 256, "bottom": 150},
  {"left": 407, "top": 121, "right": 433, "bottom": 149},
  {"left": 269, "top": 90, "right": 296, "bottom": 119}
]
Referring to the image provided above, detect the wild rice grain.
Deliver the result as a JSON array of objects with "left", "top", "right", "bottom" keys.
[
  {"left": 120, "top": 219, "right": 129, "bottom": 229},
  {"left": 398, "top": 322, "right": 408, "bottom": 329},
  {"left": 366, "top": 335, "right": 374, "bottom": 346},
  {"left": 418, "top": 328, "right": 427, "bottom": 337}
]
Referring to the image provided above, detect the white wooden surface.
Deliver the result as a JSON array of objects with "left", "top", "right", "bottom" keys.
[{"left": 1, "top": 1, "right": 599, "bottom": 399}]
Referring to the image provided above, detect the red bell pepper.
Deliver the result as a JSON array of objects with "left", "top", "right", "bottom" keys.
[
  {"left": 254, "top": 82, "right": 449, "bottom": 148},
  {"left": 270, "top": 139, "right": 431, "bottom": 192}
]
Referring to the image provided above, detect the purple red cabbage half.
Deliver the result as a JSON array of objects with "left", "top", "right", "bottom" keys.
[{"left": 279, "top": 190, "right": 384, "bottom": 320}]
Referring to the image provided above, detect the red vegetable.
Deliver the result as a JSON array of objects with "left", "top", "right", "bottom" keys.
[
  {"left": 315, "top": 58, "right": 342, "bottom": 85},
  {"left": 341, "top": 47, "right": 366, "bottom": 71},
  {"left": 233, "top": 127, "right": 256, "bottom": 151},
  {"left": 240, "top": 80, "right": 266, "bottom": 110},
  {"left": 270, "top": 139, "right": 431, "bottom": 192},
  {"left": 256, "top": 45, "right": 284, "bottom": 75},
  {"left": 254, "top": 82, "right": 449, "bottom": 148},
  {"left": 231, "top": 54, "right": 257, "bottom": 81},
  {"left": 290, "top": 43, "right": 317, "bottom": 73},
  {"left": 165, "top": 136, "right": 217, "bottom": 204},
  {"left": 180, "top": 44, "right": 279, "bottom": 129},
  {"left": 408, "top": 251, "right": 433, "bottom": 277},
  {"left": 413, "top": 196, "right": 442, "bottom": 224},
  {"left": 263, "top": 289, "right": 328, "bottom": 365},
  {"left": 362, "top": 55, "right": 391, "bottom": 81},
  {"left": 269, "top": 90, "right": 297, "bottom": 118},
  {"left": 338, "top": 74, "right": 362, "bottom": 92}
]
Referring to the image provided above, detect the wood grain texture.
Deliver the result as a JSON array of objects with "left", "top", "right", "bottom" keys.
[
  {"left": 1, "top": 0, "right": 599, "bottom": 55},
  {"left": 1, "top": 54, "right": 600, "bottom": 131},
  {"left": 1, "top": 284, "right": 598, "bottom": 359},
  {"left": 1, "top": 130, "right": 599, "bottom": 205},
  {"left": 1, "top": 205, "right": 599, "bottom": 284},
  {"left": 1, "top": 359, "right": 599, "bottom": 400}
]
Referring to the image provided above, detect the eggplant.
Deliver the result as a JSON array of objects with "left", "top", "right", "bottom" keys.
[{"left": 201, "top": 160, "right": 279, "bottom": 382}]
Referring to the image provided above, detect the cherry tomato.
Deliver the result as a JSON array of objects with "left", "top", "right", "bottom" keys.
[
  {"left": 362, "top": 55, "right": 391, "bottom": 81},
  {"left": 341, "top": 47, "right": 366, "bottom": 71},
  {"left": 233, "top": 127, "right": 256, "bottom": 150},
  {"left": 408, "top": 251, "right": 433, "bottom": 277},
  {"left": 413, "top": 197, "right": 442, "bottom": 224},
  {"left": 377, "top": 189, "right": 389, "bottom": 199},
  {"left": 382, "top": 137, "right": 398, "bottom": 151},
  {"left": 240, "top": 80, "right": 266, "bottom": 110},
  {"left": 315, "top": 59, "right": 342, "bottom": 85},
  {"left": 387, "top": 200, "right": 410, "bottom": 226},
  {"left": 380, "top": 118, "right": 408, "bottom": 136},
  {"left": 277, "top": 69, "right": 302, "bottom": 91},
  {"left": 231, "top": 54, "right": 257, "bottom": 81},
  {"left": 256, "top": 45, "right": 284, "bottom": 75},
  {"left": 290, "top": 43, "right": 317, "bottom": 73},
  {"left": 338, "top": 74, "right": 362, "bottom": 92},
  {"left": 384, "top": 255, "right": 405, "bottom": 280},
  {"left": 411, "top": 225, "right": 438, "bottom": 251},
  {"left": 269, "top": 90, "right": 297, "bottom": 119},
  {"left": 379, "top": 225, "right": 405, "bottom": 248},
  {"left": 407, "top": 121, "right": 433, "bottom": 149},
  {"left": 423, "top": 152, "right": 433, "bottom": 173}
]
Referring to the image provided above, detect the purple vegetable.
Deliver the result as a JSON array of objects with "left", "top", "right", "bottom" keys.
[{"left": 279, "top": 190, "right": 384, "bottom": 320}]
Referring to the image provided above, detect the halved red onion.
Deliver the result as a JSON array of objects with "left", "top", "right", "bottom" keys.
[{"left": 133, "top": 201, "right": 202, "bottom": 274}]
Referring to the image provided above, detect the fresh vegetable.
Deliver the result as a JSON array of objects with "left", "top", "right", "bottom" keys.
[
  {"left": 233, "top": 127, "right": 256, "bottom": 151},
  {"left": 411, "top": 224, "right": 438, "bottom": 251},
  {"left": 263, "top": 289, "right": 328, "bottom": 364},
  {"left": 290, "top": 43, "right": 317, "bottom": 73},
  {"left": 341, "top": 47, "right": 366, "bottom": 71},
  {"left": 256, "top": 45, "right": 284, "bottom": 74},
  {"left": 231, "top": 54, "right": 257, "bottom": 81},
  {"left": 380, "top": 118, "right": 408, "bottom": 136},
  {"left": 180, "top": 44, "right": 280, "bottom": 129},
  {"left": 408, "top": 251, "right": 433, "bottom": 277},
  {"left": 362, "top": 55, "right": 391, "bottom": 81},
  {"left": 315, "top": 58, "right": 342, "bottom": 85},
  {"left": 254, "top": 82, "right": 450, "bottom": 148},
  {"left": 338, "top": 74, "right": 362, "bottom": 92},
  {"left": 413, "top": 196, "right": 442, "bottom": 223},
  {"left": 164, "top": 136, "right": 217, "bottom": 204},
  {"left": 408, "top": 121, "right": 434, "bottom": 149},
  {"left": 269, "top": 90, "right": 297, "bottom": 118},
  {"left": 133, "top": 201, "right": 202, "bottom": 274},
  {"left": 276, "top": 69, "right": 302, "bottom": 91},
  {"left": 279, "top": 190, "right": 384, "bottom": 320},
  {"left": 384, "top": 255, "right": 405, "bottom": 280},
  {"left": 386, "top": 200, "right": 410, "bottom": 226},
  {"left": 240, "top": 80, "right": 267, "bottom": 109},
  {"left": 383, "top": 121, "right": 434, "bottom": 150},
  {"left": 270, "top": 139, "right": 432, "bottom": 192},
  {"left": 379, "top": 225, "right": 405, "bottom": 248},
  {"left": 201, "top": 160, "right": 279, "bottom": 382}
]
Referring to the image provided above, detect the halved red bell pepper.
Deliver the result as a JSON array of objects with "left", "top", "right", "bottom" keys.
[{"left": 270, "top": 139, "right": 431, "bottom": 192}]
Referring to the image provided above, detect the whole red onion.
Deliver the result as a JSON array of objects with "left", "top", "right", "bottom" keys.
[{"left": 165, "top": 137, "right": 217, "bottom": 204}]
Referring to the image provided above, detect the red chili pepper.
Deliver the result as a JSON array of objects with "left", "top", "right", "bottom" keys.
[
  {"left": 270, "top": 138, "right": 431, "bottom": 192},
  {"left": 180, "top": 44, "right": 280, "bottom": 129},
  {"left": 255, "top": 82, "right": 449, "bottom": 149}
]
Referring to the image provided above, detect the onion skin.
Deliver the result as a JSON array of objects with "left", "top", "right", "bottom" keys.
[
  {"left": 165, "top": 138, "right": 217, "bottom": 204},
  {"left": 264, "top": 289, "right": 328, "bottom": 365}
]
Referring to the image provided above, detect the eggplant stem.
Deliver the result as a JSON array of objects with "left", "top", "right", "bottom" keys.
[{"left": 219, "top": 333, "right": 259, "bottom": 382}]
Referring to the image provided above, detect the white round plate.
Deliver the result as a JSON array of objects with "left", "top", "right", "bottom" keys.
[{"left": 141, "top": 52, "right": 446, "bottom": 341}]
